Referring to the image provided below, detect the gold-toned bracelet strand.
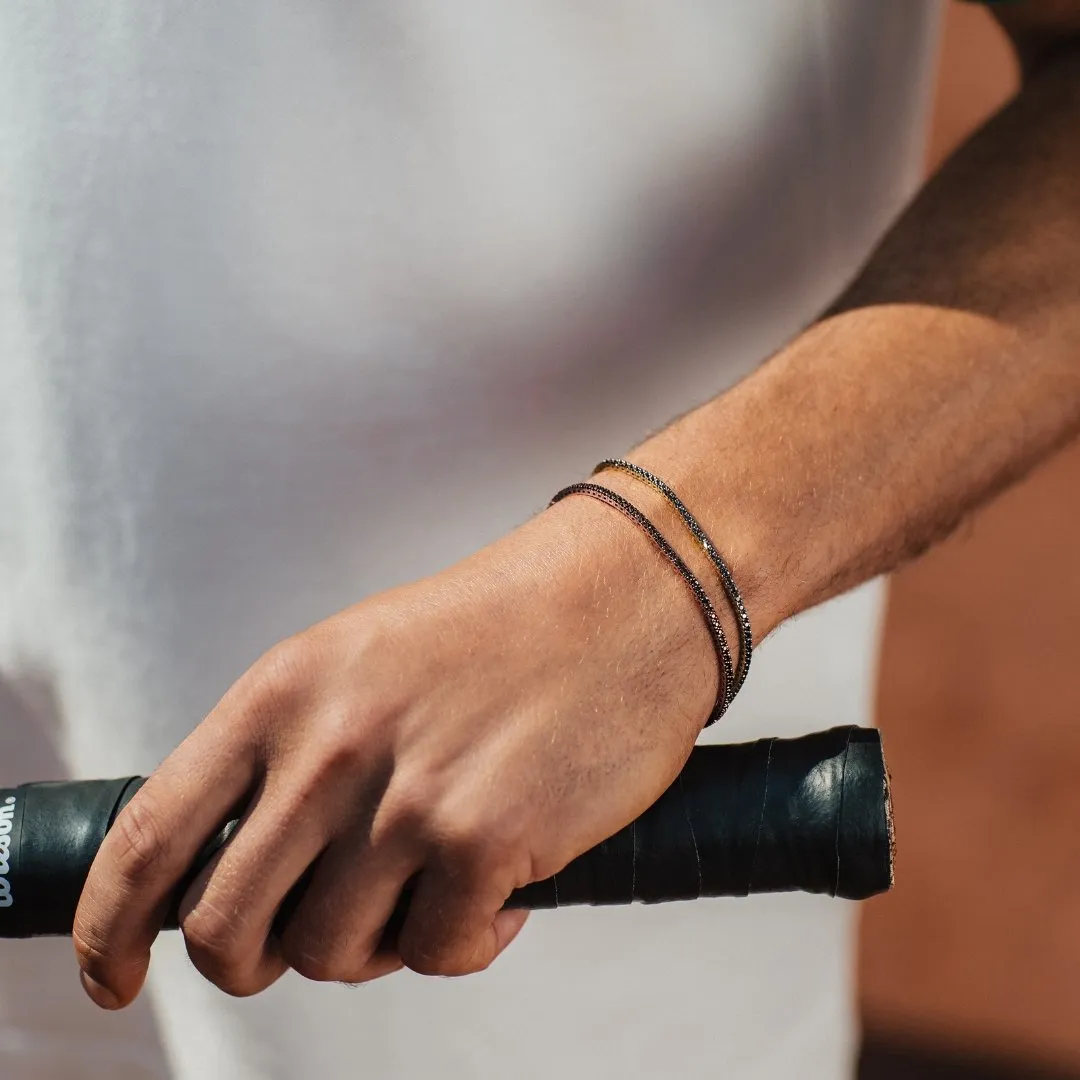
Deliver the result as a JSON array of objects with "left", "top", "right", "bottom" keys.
[
  {"left": 549, "top": 481, "right": 734, "bottom": 724},
  {"left": 593, "top": 458, "right": 753, "bottom": 697}
]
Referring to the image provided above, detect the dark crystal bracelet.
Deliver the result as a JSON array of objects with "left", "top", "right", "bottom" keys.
[
  {"left": 592, "top": 458, "right": 753, "bottom": 698},
  {"left": 549, "top": 481, "right": 733, "bottom": 725}
]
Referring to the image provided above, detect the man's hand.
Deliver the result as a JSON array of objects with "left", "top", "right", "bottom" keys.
[
  {"left": 73, "top": 487, "right": 727, "bottom": 1007},
  {"left": 70, "top": 0, "right": 1080, "bottom": 1012}
]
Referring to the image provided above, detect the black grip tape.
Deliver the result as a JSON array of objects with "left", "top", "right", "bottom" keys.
[
  {"left": 512, "top": 726, "right": 893, "bottom": 908},
  {"left": 0, "top": 777, "right": 140, "bottom": 938},
  {"left": 0, "top": 727, "right": 893, "bottom": 938}
]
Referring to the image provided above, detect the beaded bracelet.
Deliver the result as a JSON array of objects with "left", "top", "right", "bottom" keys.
[
  {"left": 549, "top": 481, "right": 734, "bottom": 725},
  {"left": 592, "top": 459, "right": 753, "bottom": 697}
]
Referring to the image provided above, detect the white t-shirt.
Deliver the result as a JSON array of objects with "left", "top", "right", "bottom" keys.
[{"left": 0, "top": 3, "right": 939, "bottom": 1077}]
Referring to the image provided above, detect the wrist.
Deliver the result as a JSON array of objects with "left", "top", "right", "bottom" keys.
[
  {"left": 606, "top": 440, "right": 792, "bottom": 649},
  {"left": 524, "top": 486, "right": 722, "bottom": 733}
]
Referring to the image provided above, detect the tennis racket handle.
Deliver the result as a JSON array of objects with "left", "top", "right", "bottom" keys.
[{"left": 0, "top": 726, "right": 893, "bottom": 938}]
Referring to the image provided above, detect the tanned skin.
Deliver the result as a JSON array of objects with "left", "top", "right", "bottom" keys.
[{"left": 72, "top": 5, "right": 1080, "bottom": 1008}]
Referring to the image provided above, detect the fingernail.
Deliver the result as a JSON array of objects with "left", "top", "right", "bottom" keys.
[{"left": 80, "top": 971, "right": 121, "bottom": 1010}]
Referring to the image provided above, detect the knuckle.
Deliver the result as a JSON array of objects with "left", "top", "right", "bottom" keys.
[
  {"left": 384, "top": 773, "right": 530, "bottom": 879},
  {"left": 400, "top": 940, "right": 484, "bottom": 978},
  {"left": 308, "top": 710, "right": 374, "bottom": 783},
  {"left": 434, "top": 815, "right": 516, "bottom": 882},
  {"left": 252, "top": 635, "right": 323, "bottom": 708},
  {"left": 279, "top": 914, "right": 375, "bottom": 985},
  {"left": 286, "top": 947, "right": 347, "bottom": 984},
  {"left": 110, "top": 796, "right": 171, "bottom": 883},
  {"left": 181, "top": 904, "right": 249, "bottom": 991},
  {"left": 401, "top": 950, "right": 452, "bottom": 977},
  {"left": 399, "top": 940, "right": 452, "bottom": 977},
  {"left": 380, "top": 780, "right": 431, "bottom": 841},
  {"left": 430, "top": 806, "right": 485, "bottom": 858},
  {"left": 72, "top": 924, "right": 111, "bottom": 974}
]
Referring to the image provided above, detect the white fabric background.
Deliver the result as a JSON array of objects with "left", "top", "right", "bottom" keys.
[{"left": 0, "top": 3, "right": 939, "bottom": 1076}]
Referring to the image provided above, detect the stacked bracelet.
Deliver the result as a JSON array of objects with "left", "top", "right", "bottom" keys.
[
  {"left": 549, "top": 481, "right": 735, "bottom": 726},
  {"left": 592, "top": 459, "right": 753, "bottom": 696},
  {"left": 550, "top": 463, "right": 752, "bottom": 727}
]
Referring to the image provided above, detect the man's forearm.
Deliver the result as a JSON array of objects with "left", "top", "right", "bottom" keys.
[{"left": 622, "top": 39, "right": 1080, "bottom": 646}]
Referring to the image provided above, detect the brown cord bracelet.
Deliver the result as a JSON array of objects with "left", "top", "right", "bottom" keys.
[
  {"left": 549, "top": 481, "right": 734, "bottom": 725},
  {"left": 592, "top": 458, "right": 753, "bottom": 697}
]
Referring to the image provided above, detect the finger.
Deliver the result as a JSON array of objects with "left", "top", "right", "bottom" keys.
[
  {"left": 177, "top": 775, "right": 332, "bottom": 997},
  {"left": 279, "top": 831, "right": 421, "bottom": 985},
  {"left": 74, "top": 721, "right": 259, "bottom": 1009},
  {"left": 397, "top": 861, "right": 529, "bottom": 978}
]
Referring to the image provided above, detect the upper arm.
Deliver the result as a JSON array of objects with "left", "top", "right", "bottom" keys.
[{"left": 975, "top": 0, "right": 1080, "bottom": 75}]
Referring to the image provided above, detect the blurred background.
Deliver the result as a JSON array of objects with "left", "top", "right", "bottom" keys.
[{"left": 858, "top": 5, "right": 1080, "bottom": 1078}]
